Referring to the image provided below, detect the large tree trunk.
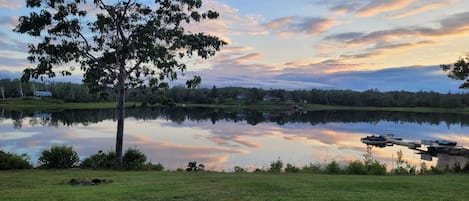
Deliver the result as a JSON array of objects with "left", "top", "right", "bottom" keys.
[{"left": 115, "top": 66, "right": 126, "bottom": 166}]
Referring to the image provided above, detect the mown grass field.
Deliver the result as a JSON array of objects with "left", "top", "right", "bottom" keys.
[
  {"left": 0, "top": 98, "right": 137, "bottom": 111},
  {"left": 1, "top": 170, "right": 468, "bottom": 201},
  {"left": 3, "top": 97, "right": 469, "bottom": 114}
]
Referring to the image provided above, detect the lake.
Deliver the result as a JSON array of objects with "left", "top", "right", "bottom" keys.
[{"left": 1, "top": 107, "right": 469, "bottom": 171}]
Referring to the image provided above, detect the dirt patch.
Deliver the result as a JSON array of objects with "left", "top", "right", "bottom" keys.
[{"left": 69, "top": 178, "right": 113, "bottom": 186}]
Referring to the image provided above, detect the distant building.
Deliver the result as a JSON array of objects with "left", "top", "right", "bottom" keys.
[{"left": 34, "top": 91, "right": 52, "bottom": 97}]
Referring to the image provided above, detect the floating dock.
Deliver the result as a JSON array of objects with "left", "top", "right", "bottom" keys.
[{"left": 361, "top": 134, "right": 469, "bottom": 163}]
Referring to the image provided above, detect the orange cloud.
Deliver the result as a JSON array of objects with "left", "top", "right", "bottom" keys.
[
  {"left": 356, "top": 0, "right": 416, "bottom": 17},
  {"left": 386, "top": 1, "right": 454, "bottom": 19}
]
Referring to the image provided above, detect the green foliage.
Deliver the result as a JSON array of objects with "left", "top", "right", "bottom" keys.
[
  {"left": 38, "top": 145, "right": 79, "bottom": 169},
  {"left": 143, "top": 162, "right": 164, "bottom": 171},
  {"left": 442, "top": 56, "right": 469, "bottom": 88},
  {"left": 325, "top": 161, "right": 342, "bottom": 174},
  {"left": 366, "top": 161, "right": 387, "bottom": 175},
  {"left": 0, "top": 150, "right": 33, "bottom": 170},
  {"left": 122, "top": 148, "right": 147, "bottom": 170},
  {"left": 80, "top": 150, "right": 116, "bottom": 169},
  {"left": 301, "top": 163, "right": 323, "bottom": 173},
  {"left": 391, "top": 149, "right": 416, "bottom": 175},
  {"left": 346, "top": 160, "right": 366, "bottom": 175},
  {"left": 285, "top": 163, "right": 300, "bottom": 173},
  {"left": 234, "top": 166, "right": 245, "bottom": 173},
  {"left": 269, "top": 159, "right": 284, "bottom": 173},
  {"left": 186, "top": 161, "right": 205, "bottom": 172}
]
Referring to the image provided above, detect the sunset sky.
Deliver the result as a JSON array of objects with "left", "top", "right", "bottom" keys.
[{"left": 1, "top": 0, "right": 469, "bottom": 92}]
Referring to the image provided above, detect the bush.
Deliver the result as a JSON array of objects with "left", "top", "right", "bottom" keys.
[
  {"left": 269, "top": 159, "right": 283, "bottom": 173},
  {"left": 38, "top": 145, "right": 79, "bottom": 169},
  {"left": 234, "top": 166, "right": 246, "bottom": 173},
  {"left": 122, "top": 148, "right": 147, "bottom": 170},
  {"left": 366, "top": 161, "right": 387, "bottom": 175},
  {"left": 301, "top": 163, "right": 323, "bottom": 173},
  {"left": 0, "top": 150, "right": 32, "bottom": 170},
  {"left": 285, "top": 163, "right": 300, "bottom": 173},
  {"left": 80, "top": 150, "right": 116, "bottom": 169},
  {"left": 143, "top": 162, "right": 164, "bottom": 171},
  {"left": 346, "top": 160, "right": 366, "bottom": 175},
  {"left": 186, "top": 161, "right": 205, "bottom": 172},
  {"left": 325, "top": 161, "right": 342, "bottom": 174}
]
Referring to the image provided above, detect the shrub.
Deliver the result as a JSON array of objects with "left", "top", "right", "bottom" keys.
[
  {"left": 366, "top": 161, "right": 387, "bottom": 175},
  {"left": 38, "top": 145, "right": 79, "bottom": 169},
  {"left": 346, "top": 160, "right": 366, "bottom": 175},
  {"left": 234, "top": 166, "right": 246, "bottom": 173},
  {"left": 301, "top": 163, "right": 323, "bottom": 173},
  {"left": 325, "top": 161, "right": 342, "bottom": 174},
  {"left": 285, "top": 163, "right": 300, "bottom": 173},
  {"left": 269, "top": 159, "right": 283, "bottom": 173},
  {"left": 143, "top": 162, "right": 164, "bottom": 171},
  {"left": 80, "top": 150, "right": 116, "bottom": 169},
  {"left": 0, "top": 150, "right": 32, "bottom": 170},
  {"left": 122, "top": 148, "right": 147, "bottom": 170},
  {"left": 186, "top": 161, "right": 205, "bottom": 172}
]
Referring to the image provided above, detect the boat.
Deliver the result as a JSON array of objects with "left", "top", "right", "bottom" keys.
[
  {"left": 436, "top": 140, "right": 457, "bottom": 146},
  {"left": 361, "top": 135, "right": 388, "bottom": 145}
]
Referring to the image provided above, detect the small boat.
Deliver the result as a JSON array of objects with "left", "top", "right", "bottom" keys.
[
  {"left": 436, "top": 140, "right": 457, "bottom": 146},
  {"left": 361, "top": 135, "right": 388, "bottom": 145}
]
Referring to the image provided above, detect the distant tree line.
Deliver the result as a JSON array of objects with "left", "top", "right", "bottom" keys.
[
  {"left": 1, "top": 79, "right": 469, "bottom": 108},
  {"left": 3, "top": 107, "right": 469, "bottom": 128}
]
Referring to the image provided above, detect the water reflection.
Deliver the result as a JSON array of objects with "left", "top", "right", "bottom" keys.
[{"left": 1, "top": 107, "right": 469, "bottom": 170}]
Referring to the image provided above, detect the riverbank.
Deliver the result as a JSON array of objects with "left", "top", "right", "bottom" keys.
[
  {"left": 2, "top": 97, "right": 469, "bottom": 114},
  {"left": 0, "top": 170, "right": 468, "bottom": 201}
]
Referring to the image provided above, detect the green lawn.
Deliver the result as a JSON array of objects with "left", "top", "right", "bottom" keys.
[
  {"left": 2, "top": 97, "right": 469, "bottom": 114},
  {"left": 1, "top": 170, "right": 468, "bottom": 201},
  {"left": 0, "top": 98, "right": 137, "bottom": 111}
]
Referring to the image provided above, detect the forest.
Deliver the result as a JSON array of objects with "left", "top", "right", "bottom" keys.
[{"left": 1, "top": 78, "right": 468, "bottom": 108}]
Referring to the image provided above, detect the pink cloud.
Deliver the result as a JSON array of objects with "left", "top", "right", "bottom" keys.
[
  {"left": 262, "top": 17, "right": 296, "bottom": 29},
  {"left": 264, "top": 17, "right": 338, "bottom": 36},
  {"left": 0, "top": 0, "right": 22, "bottom": 9}
]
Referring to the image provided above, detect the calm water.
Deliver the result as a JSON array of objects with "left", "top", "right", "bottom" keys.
[{"left": 1, "top": 107, "right": 469, "bottom": 171}]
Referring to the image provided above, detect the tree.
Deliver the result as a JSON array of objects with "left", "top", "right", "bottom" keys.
[
  {"left": 15, "top": 0, "right": 226, "bottom": 165},
  {"left": 441, "top": 56, "right": 469, "bottom": 88}
]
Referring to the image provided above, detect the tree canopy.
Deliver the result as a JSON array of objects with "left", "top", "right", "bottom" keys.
[
  {"left": 441, "top": 56, "right": 469, "bottom": 88},
  {"left": 14, "top": 0, "right": 226, "bottom": 164}
]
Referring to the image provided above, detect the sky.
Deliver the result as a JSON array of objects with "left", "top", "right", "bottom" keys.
[{"left": 1, "top": 0, "right": 469, "bottom": 92}]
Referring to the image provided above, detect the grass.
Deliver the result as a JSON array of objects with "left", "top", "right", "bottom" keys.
[
  {"left": 0, "top": 97, "right": 137, "bottom": 111},
  {"left": 2, "top": 97, "right": 469, "bottom": 114},
  {"left": 1, "top": 170, "right": 468, "bottom": 201}
]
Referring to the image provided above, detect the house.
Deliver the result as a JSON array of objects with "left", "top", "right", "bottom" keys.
[{"left": 34, "top": 90, "right": 52, "bottom": 97}]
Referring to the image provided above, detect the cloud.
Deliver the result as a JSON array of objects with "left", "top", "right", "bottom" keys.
[
  {"left": 262, "top": 17, "right": 296, "bottom": 29},
  {"left": 263, "top": 17, "right": 338, "bottom": 36},
  {"left": 356, "top": 0, "right": 416, "bottom": 17},
  {"left": 0, "top": 16, "right": 17, "bottom": 29},
  {"left": 0, "top": 0, "right": 23, "bottom": 9},
  {"left": 184, "top": 0, "right": 267, "bottom": 43},
  {"left": 338, "top": 40, "right": 435, "bottom": 61},
  {"left": 330, "top": 2, "right": 361, "bottom": 15},
  {"left": 340, "top": 11, "right": 469, "bottom": 45},
  {"left": 386, "top": 1, "right": 454, "bottom": 19}
]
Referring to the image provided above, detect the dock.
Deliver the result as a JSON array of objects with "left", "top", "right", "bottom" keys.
[{"left": 361, "top": 134, "right": 469, "bottom": 168}]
